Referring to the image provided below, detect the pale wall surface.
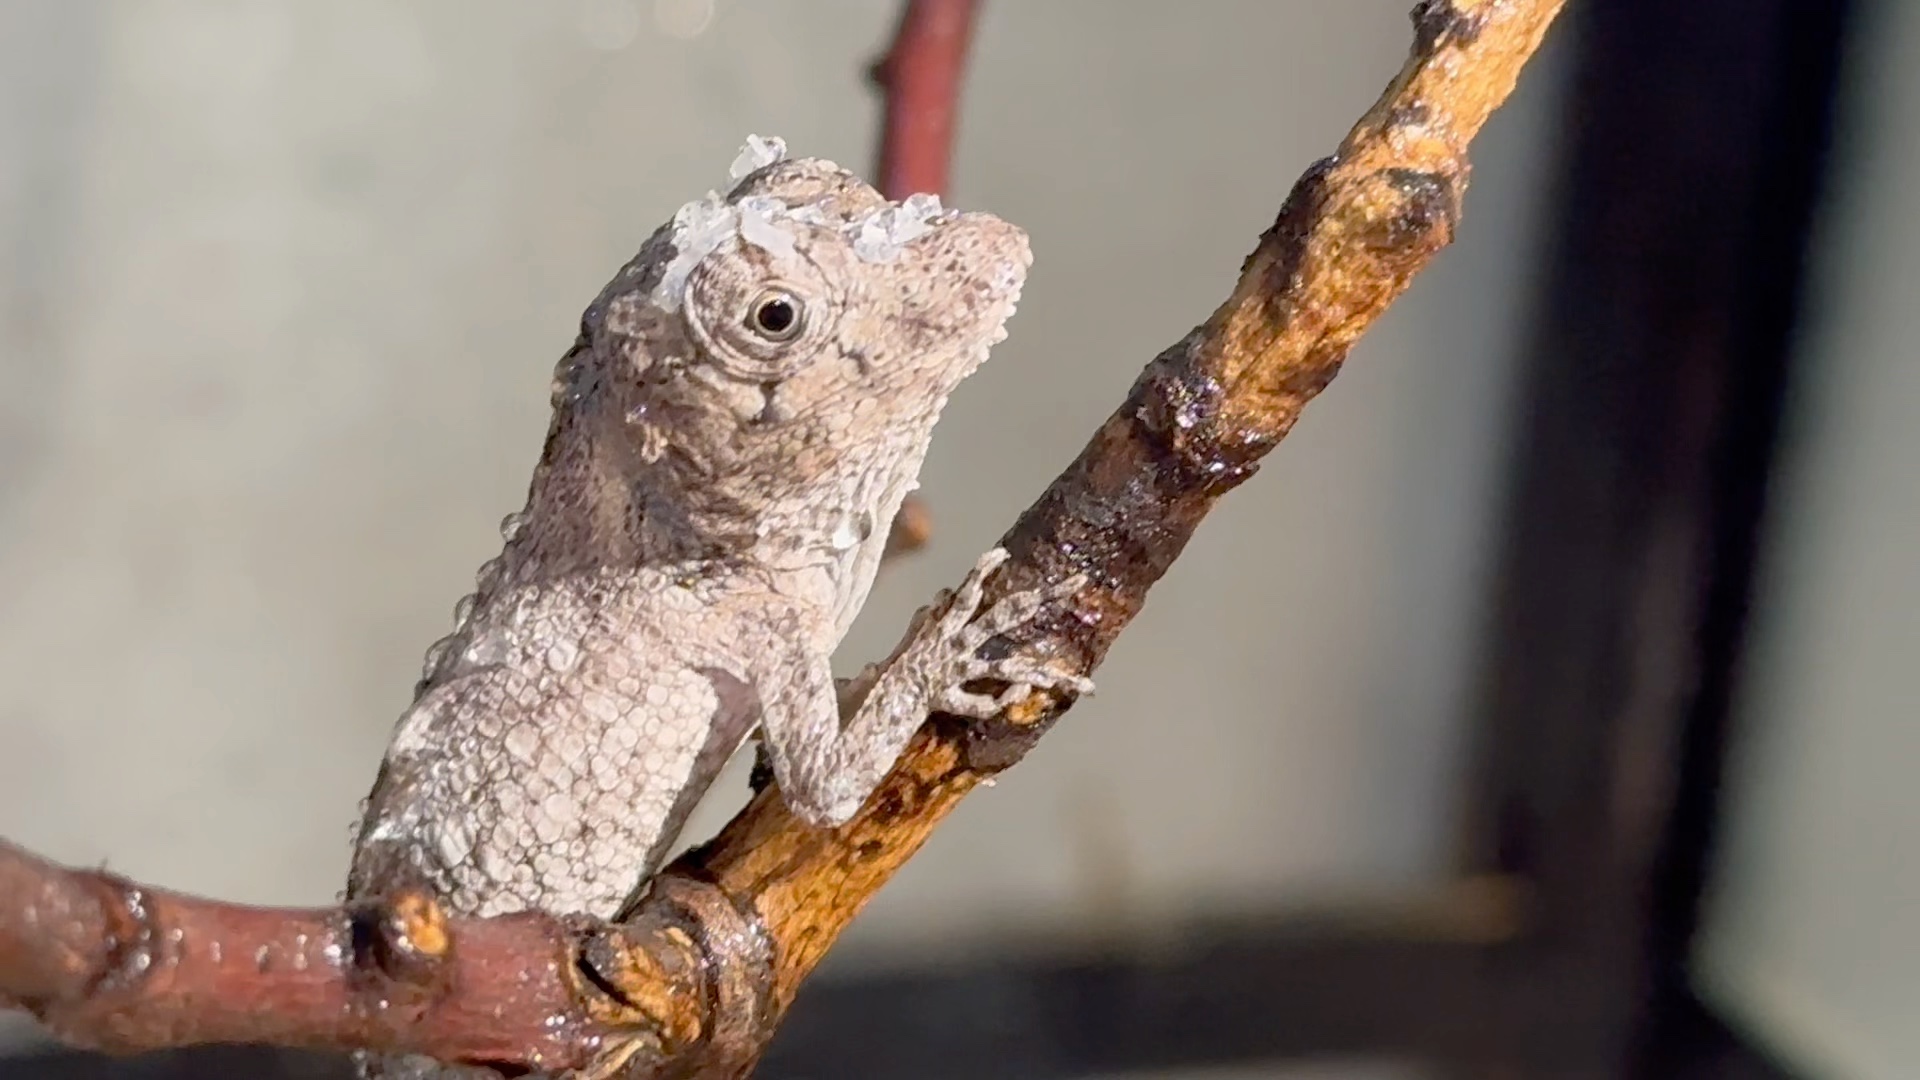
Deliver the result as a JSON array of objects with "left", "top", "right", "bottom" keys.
[
  {"left": 0, "top": 2, "right": 1565, "bottom": 1072},
  {"left": 1696, "top": 3, "right": 1920, "bottom": 1077}
]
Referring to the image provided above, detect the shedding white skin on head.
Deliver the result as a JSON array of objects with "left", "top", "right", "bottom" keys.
[
  {"left": 727, "top": 132, "right": 787, "bottom": 180},
  {"left": 653, "top": 135, "right": 959, "bottom": 312},
  {"left": 853, "top": 193, "right": 948, "bottom": 263},
  {"left": 736, "top": 196, "right": 797, "bottom": 260}
]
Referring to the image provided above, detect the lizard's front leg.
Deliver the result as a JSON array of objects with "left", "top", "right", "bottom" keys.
[{"left": 761, "top": 548, "right": 1093, "bottom": 826}]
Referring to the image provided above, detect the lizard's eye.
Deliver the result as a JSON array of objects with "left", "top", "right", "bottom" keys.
[
  {"left": 747, "top": 290, "right": 804, "bottom": 342},
  {"left": 683, "top": 258, "right": 837, "bottom": 381}
]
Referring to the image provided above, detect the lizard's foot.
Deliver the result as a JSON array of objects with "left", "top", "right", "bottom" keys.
[{"left": 928, "top": 547, "right": 1095, "bottom": 719}]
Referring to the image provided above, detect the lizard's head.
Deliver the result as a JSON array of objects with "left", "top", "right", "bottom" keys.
[
  {"left": 573, "top": 136, "right": 1030, "bottom": 575},
  {"left": 602, "top": 137, "right": 1029, "bottom": 434}
]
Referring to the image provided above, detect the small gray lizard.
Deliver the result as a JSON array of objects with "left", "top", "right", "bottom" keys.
[{"left": 346, "top": 135, "right": 1087, "bottom": 1076}]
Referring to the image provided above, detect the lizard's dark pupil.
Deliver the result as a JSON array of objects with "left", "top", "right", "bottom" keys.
[{"left": 753, "top": 296, "right": 799, "bottom": 337}]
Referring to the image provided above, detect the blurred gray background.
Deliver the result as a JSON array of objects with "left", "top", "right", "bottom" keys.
[{"left": 0, "top": 1, "right": 1694, "bottom": 1077}]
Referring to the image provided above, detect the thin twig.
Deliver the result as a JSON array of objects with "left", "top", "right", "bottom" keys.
[
  {"left": 874, "top": 0, "right": 984, "bottom": 561},
  {"left": 871, "top": 0, "right": 981, "bottom": 201},
  {"left": 0, "top": 1, "right": 1566, "bottom": 1073}
]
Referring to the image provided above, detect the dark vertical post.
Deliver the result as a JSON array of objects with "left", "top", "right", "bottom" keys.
[{"left": 1458, "top": 0, "right": 1853, "bottom": 1075}]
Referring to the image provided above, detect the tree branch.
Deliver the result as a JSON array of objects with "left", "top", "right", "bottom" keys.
[
  {"left": 0, "top": 1, "right": 1567, "bottom": 1074},
  {"left": 0, "top": 838, "right": 656, "bottom": 1072},
  {"left": 607, "top": 0, "right": 1571, "bottom": 1072}
]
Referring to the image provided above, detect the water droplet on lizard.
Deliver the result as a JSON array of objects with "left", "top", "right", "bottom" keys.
[
  {"left": 420, "top": 637, "right": 453, "bottom": 682},
  {"left": 475, "top": 555, "right": 504, "bottom": 592}
]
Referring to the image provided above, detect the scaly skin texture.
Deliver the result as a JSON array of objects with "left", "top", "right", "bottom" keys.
[{"left": 346, "top": 138, "right": 1088, "bottom": 1078}]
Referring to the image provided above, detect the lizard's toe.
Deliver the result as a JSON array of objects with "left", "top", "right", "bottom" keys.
[
  {"left": 939, "top": 685, "right": 1014, "bottom": 719},
  {"left": 993, "top": 656, "right": 1095, "bottom": 698},
  {"left": 945, "top": 656, "right": 1093, "bottom": 716}
]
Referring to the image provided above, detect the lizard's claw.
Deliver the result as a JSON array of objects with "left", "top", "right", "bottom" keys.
[{"left": 931, "top": 547, "right": 1095, "bottom": 719}]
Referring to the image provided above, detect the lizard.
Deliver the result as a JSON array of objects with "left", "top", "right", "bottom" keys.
[{"left": 345, "top": 135, "right": 1090, "bottom": 1077}]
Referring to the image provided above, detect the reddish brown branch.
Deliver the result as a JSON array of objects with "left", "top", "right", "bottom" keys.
[
  {"left": 874, "top": 0, "right": 984, "bottom": 559},
  {"left": 0, "top": 838, "right": 699, "bottom": 1070},
  {"left": 871, "top": 0, "right": 982, "bottom": 201},
  {"left": 0, "top": 2, "right": 1566, "bottom": 1074}
]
